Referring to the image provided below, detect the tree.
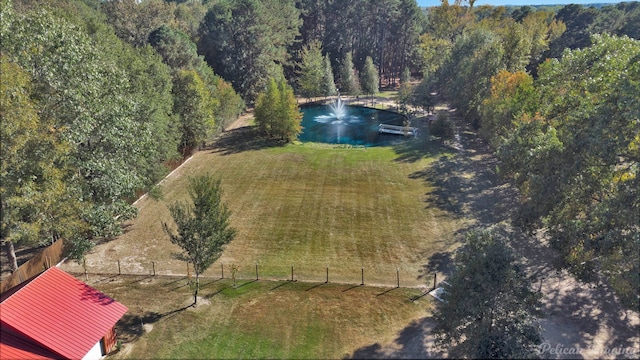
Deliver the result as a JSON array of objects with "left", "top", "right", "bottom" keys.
[
  {"left": 321, "top": 55, "right": 337, "bottom": 98},
  {"left": 254, "top": 78, "right": 302, "bottom": 143},
  {"left": 102, "top": 0, "right": 174, "bottom": 47},
  {"left": 172, "top": 69, "right": 216, "bottom": 155},
  {"left": 0, "top": 55, "right": 87, "bottom": 270},
  {"left": 360, "top": 56, "right": 379, "bottom": 104},
  {"left": 254, "top": 78, "right": 281, "bottom": 138},
  {"left": 198, "top": 0, "right": 301, "bottom": 102},
  {"left": 480, "top": 70, "right": 537, "bottom": 147},
  {"left": 498, "top": 34, "right": 640, "bottom": 310},
  {"left": 149, "top": 24, "right": 245, "bottom": 134},
  {"left": 432, "top": 229, "right": 543, "bottom": 359},
  {"left": 297, "top": 40, "right": 325, "bottom": 100},
  {"left": 339, "top": 52, "right": 360, "bottom": 95},
  {"left": 163, "top": 175, "right": 236, "bottom": 305},
  {"left": 429, "top": 112, "right": 455, "bottom": 142},
  {"left": 2, "top": 5, "right": 152, "bottom": 258},
  {"left": 437, "top": 28, "right": 505, "bottom": 125}
]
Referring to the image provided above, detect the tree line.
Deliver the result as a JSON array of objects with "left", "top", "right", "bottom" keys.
[
  {"left": 408, "top": 1, "right": 639, "bottom": 316},
  {"left": 1, "top": 0, "right": 244, "bottom": 268}
]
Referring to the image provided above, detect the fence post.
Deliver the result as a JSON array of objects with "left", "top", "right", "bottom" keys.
[
  {"left": 433, "top": 273, "right": 437, "bottom": 290},
  {"left": 221, "top": 264, "right": 224, "bottom": 279},
  {"left": 255, "top": 264, "right": 259, "bottom": 281},
  {"left": 326, "top": 266, "right": 329, "bottom": 283},
  {"left": 361, "top": 267, "right": 364, "bottom": 285},
  {"left": 396, "top": 268, "right": 400, "bottom": 288},
  {"left": 83, "top": 258, "right": 88, "bottom": 281},
  {"left": 152, "top": 262, "right": 156, "bottom": 276},
  {"left": 117, "top": 260, "right": 121, "bottom": 275},
  {"left": 291, "top": 266, "right": 294, "bottom": 282}
]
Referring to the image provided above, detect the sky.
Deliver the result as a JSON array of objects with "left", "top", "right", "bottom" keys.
[{"left": 417, "top": 0, "right": 624, "bottom": 6}]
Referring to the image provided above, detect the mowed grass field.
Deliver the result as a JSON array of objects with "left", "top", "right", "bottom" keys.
[
  {"left": 97, "top": 275, "right": 435, "bottom": 359},
  {"left": 63, "top": 124, "right": 465, "bottom": 358},
  {"left": 64, "top": 129, "right": 462, "bottom": 287}
]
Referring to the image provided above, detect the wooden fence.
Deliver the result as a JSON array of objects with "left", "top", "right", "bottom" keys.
[{"left": 0, "top": 239, "right": 65, "bottom": 294}]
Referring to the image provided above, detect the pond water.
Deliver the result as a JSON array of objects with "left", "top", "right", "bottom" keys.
[{"left": 299, "top": 104, "right": 408, "bottom": 147}]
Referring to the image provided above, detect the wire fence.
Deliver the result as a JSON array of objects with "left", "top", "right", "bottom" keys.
[{"left": 74, "top": 259, "right": 441, "bottom": 292}]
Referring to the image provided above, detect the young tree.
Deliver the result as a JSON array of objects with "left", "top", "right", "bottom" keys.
[
  {"left": 254, "top": 78, "right": 302, "bottom": 143},
  {"left": 339, "top": 52, "right": 360, "bottom": 95},
  {"left": 360, "top": 56, "right": 379, "bottom": 105},
  {"left": 321, "top": 55, "right": 337, "bottom": 98},
  {"left": 297, "top": 40, "right": 325, "bottom": 100},
  {"left": 432, "top": 229, "right": 543, "bottom": 359},
  {"left": 276, "top": 79, "right": 303, "bottom": 142},
  {"left": 163, "top": 175, "right": 236, "bottom": 305},
  {"left": 429, "top": 112, "right": 455, "bottom": 142},
  {"left": 254, "top": 78, "right": 280, "bottom": 138}
]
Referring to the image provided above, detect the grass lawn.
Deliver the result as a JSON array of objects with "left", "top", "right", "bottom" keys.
[
  {"left": 64, "top": 127, "right": 462, "bottom": 287},
  {"left": 96, "top": 275, "right": 435, "bottom": 359},
  {"left": 62, "top": 121, "right": 464, "bottom": 358}
]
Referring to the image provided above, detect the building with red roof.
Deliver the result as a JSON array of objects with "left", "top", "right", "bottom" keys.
[{"left": 0, "top": 267, "right": 128, "bottom": 360}]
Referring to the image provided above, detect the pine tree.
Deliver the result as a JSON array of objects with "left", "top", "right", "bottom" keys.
[
  {"left": 339, "top": 52, "right": 360, "bottom": 95},
  {"left": 321, "top": 55, "right": 337, "bottom": 98}
]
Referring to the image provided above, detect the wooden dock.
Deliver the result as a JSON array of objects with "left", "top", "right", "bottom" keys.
[{"left": 378, "top": 124, "right": 418, "bottom": 137}]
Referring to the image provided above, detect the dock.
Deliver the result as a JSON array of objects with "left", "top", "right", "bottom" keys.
[{"left": 378, "top": 124, "right": 418, "bottom": 137}]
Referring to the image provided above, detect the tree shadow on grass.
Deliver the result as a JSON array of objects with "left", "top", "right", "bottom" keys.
[
  {"left": 116, "top": 305, "right": 191, "bottom": 344},
  {"left": 208, "top": 126, "right": 282, "bottom": 156},
  {"left": 410, "top": 119, "right": 519, "bottom": 228},
  {"left": 348, "top": 317, "right": 445, "bottom": 359}
]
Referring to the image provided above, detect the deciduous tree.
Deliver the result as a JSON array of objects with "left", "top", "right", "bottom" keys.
[
  {"left": 163, "top": 175, "right": 236, "bottom": 305},
  {"left": 254, "top": 78, "right": 302, "bottom": 143},
  {"left": 432, "top": 229, "right": 543, "bottom": 358}
]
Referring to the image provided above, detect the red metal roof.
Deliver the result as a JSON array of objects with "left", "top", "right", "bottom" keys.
[
  {"left": 0, "top": 267, "right": 127, "bottom": 359},
  {"left": 0, "top": 328, "right": 58, "bottom": 359}
]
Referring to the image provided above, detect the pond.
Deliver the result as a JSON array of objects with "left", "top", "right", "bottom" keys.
[{"left": 299, "top": 102, "right": 409, "bottom": 147}]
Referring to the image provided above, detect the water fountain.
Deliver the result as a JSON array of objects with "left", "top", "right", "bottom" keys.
[{"left": 329, "top": 95, "right": 346, "bottom": 120}]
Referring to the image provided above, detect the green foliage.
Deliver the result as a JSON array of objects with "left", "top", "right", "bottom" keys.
[
  {"left": 148, "top": 24, "right": 245, "bottom": 135},
  {"left": 198, "top": 0, "right": 301, "bottom": 102},
  {"left": 0, "top": 55, "right": 86, "bottom": 251},
  {"left": 429, "top": 112, "right": 455, "bottom": 141},
  {"left": 321, "top": 55, "right": 337, "bottom": 98},
  {"left": 320, "top": 0, "right": 424, "bottom": 88},
  {"left": 438, "top": 28, "right": 505, "bottom": 124},
  {"left": 163, "top": 174, "right": 236, "bottom": 303},
  {"left": 359, "top": 56, "right": 379, "bottom": 97},
  {"left": 339, "top": 52, "right": 360, "bottom": 96},
  {"left": 102, "top": 0, "right": 174, "bottom": 47},
  {"left": 173, "top": 69, "right": 217, "bottom": 154},
  {"left": 149, "top": 25, "right": 202, "bottom": 70},
  {"left": 297, "top": 40, "right": 325, "bottom": 99},
  {"left": 254, "top": 78, "right": 302, "bottom": 143},
  {"left": 498, "top": 34, "right": 640, "bottom": 310},
  {"left": 432, "top": 228, "right": 543, "bottom": 359}
]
